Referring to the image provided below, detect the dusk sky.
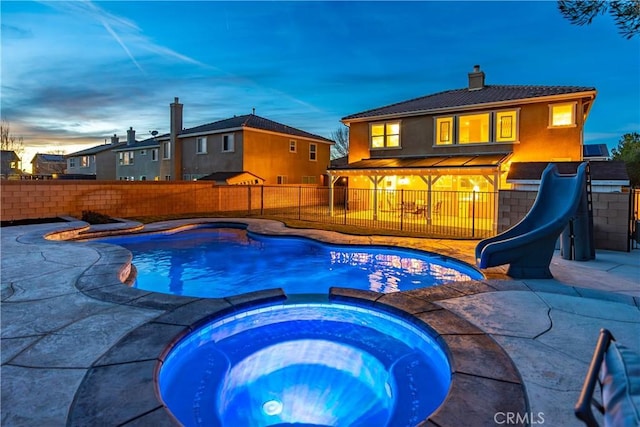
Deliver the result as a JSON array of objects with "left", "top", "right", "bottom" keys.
[{"left": 2, "top": 1, "right": 639, "bottom": 172}]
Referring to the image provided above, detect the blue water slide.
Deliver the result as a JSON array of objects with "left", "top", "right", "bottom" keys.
[{"left": 476, "top": 162, "right": 587, "bottom": 279}]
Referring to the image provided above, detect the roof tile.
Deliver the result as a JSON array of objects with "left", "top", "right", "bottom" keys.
[{"left": 342, "top": 85, "right": 596, "bottom": 121}]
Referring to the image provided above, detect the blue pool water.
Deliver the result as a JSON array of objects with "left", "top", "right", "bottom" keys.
[
  {"left": 98, "top": 225, "right": 481, "bottom": 298},
  {"left": 158, "top": 302, "right": 451, "bottom": 427}
]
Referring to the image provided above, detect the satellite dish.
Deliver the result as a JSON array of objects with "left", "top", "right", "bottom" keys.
[{"left": 150, "top": 130, "right": 158, "bottom": 137}]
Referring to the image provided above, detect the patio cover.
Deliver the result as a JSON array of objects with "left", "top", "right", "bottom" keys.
[{"left": 328, "top": 153, "right": 511, "bottom": 177}]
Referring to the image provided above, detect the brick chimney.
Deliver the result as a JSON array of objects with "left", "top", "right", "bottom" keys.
[
  {"left": 126, "top": 127, "right": 136, "bottom": 145},
  {"left": 468, "top": 65, "right": 485, "bottom": 91},
  {"left": 170, "top": 97, "right": 184, "bottom": 180},
  {"left": 110, "top": 134, "right": 119, "bottom": 144}
]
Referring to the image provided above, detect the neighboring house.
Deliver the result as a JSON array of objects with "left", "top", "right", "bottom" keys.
[
  {"left": 0, "top": 150, "right": 22, "bottom": 179},
  {"left": 66, "top": 135, "right": 123, "bottom": 179},
  {"left": 113, "top": 127, "right": 161, "bottom": 181},
  {"left": 507, "top": 161, "right": 629, "bottom": 193},
  {"left": 329, "top": 65, "right": 597, "bottom": 197},
  {"left": 31, "top": 153, "right": 66, "bottom": 176},
  {"left": 158, "top": 98, "right": 334, "bottom": 184}
]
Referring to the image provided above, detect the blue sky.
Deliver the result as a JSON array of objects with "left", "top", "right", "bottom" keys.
[{"left": 2, "top": 1, "right": 639, "bottom": 170}]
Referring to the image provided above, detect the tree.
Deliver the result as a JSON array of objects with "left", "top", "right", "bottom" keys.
[
  {"left": 0, "top": 120, "right": 25, "bottom": 159},
  {"left": 611, "top": 132, "right": 640, "bottom": 187},
  {"left": 557, "top": 0, "right": 640, "bottom": 39},
  {"left": 330, "top": 126, "right": 349, "bottom": 160}
]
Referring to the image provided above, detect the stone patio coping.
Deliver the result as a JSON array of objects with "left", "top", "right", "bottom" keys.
[{"left": 37, "top": 218, "right": 527, "bottom": 426}]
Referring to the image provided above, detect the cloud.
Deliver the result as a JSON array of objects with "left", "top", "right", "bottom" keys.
[
  {"left": 1, "top": 24, "right": 33, "bottom": 39},
  {"left": 39, "top": 0, "right": 207, "bottom": 71}
]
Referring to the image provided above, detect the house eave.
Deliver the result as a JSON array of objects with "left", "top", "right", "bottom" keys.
[{"left": 342, "top": 90, "right": 597, "bottom": 125}]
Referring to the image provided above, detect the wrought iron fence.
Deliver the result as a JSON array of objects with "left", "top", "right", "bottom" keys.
[{"left": 234, "top": 186, "right": 497, "bottom": 239}]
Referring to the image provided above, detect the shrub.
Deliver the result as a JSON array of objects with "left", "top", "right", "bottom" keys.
[{"left": 81, "top": 210, "right": 114, "bottom": 225}]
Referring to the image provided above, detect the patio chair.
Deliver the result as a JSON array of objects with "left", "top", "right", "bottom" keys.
[{"left": 575, "top": 328, "right": 640, "bottom": 427}]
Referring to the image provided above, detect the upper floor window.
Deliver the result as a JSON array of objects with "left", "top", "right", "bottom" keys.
[
  {"left": 371, "top": 121, "right": 400, "bottom": 149},
  {"left": 495, "top": 110, "right": 517, "bottom": 142},
  {"left": 68, "top": 158, "right": 76, "bottom": 168},
  {"left": 277, "top": 175, "right": 288, "bottom": 184},
  {"left": 151, "top": 148, "right": 158, "bottom": 161},
  {"left": 434, "top": 109, "right": 518, "bottom": 145},
  {"left": 435, "top": 117, "right": 453, "bottom": 145},
  {"left": 118, "top": 151, "right": 134, "bottom": 165},
  {"left": 163, "top": 141, "right": 171, "bottom": 159},
  {"left": 458, "top": 113, "right": 489, "bottom": 144},
  {"left": 222, "top": 134, "right": 235, "bottom": 152},
  {"left": 309, "top": 143, "right": 317, "bottom": 161},
  {"left": 80, "top": 155, "right": 90, "bottom": 167},
  {"left": 196, "top": 137, "right": 207, "bottom": 154},
  {"left": 289, "top": 140, "right": 297, "bottom": 153},
  {"left": 549, "top": 103, "right": 576, "bottom": 127}
]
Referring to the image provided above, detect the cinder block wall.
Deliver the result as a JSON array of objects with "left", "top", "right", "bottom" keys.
[
  {"left": 1, "top": 181, "right": 223, "bottom": 221},
  {"left": 0, "top": 181, "right": 326, "bottom": 222},
  {"left": 498, "top": 190, "right": 631, "bottom": 251}
]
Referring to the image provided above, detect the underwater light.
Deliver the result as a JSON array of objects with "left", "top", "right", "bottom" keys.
[{"left": 262, "top": 399, "right": 283, "bottom": 416}]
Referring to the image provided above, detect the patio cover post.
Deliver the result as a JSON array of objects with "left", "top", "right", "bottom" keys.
[
  {"left": 368, "top": 175, "right": 384, "bottom": 220},
  {"left": 329, "top": 174, "right": 341, "bottom": 216}
]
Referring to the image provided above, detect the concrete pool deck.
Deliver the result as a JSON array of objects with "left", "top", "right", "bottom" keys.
[{"left": 1, "top": 218, "right": 638, "bottom": 426}]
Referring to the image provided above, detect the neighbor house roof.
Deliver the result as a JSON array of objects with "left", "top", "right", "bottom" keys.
[
  {"left": 342, "top": 85, "right": 596, "bottom": 122},
  {"left": 66, "top": 143, "right": 125, "bottom": 157},
  {"left": 582, "top": 144, "right": 610, "bottom": 159},
  {"left": 112, "top": 137, "right": 160, "bottom": 151},
  {"left": 32, "top": 153, "right": 65, "bottom": 163},
  {"left": 507, "top": 161, "right": 629, "bottom": 182},
  {"left": 198, "top": 171, "right": 264, "bottom": 184},
  {"left": 179, "top": 114, "right": 334, "bottom": 144},
  {"left": 1, "top": 150, "right": 20, "bottom": 161}
]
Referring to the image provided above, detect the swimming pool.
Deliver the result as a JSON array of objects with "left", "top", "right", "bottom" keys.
[
  {"left": 158, "top": 301, "right": 451, "bottom": 427},
  {"left": 97, "top": 224, "right": 482, "bottom": 298}
]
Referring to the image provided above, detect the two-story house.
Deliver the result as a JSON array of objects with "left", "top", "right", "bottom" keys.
[
  {"left": 158, "top": 98, "right": 333, "bottom": 184},
  {"left": 0, "top": 150, "right": 22, "bottom": 179},
  {"left": 328, "top": 65, "right": 596, "bottom": 219},
  {"left": 65, "top": 135, "right": 124, "bottom": 179},
  {"left": 112, "top": 127, "right": 161, "bottom": 181},
  {"left": 31, "top": 153, "right": 66, "bottom": 176}
]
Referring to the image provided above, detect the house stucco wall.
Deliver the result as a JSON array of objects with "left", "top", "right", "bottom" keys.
[
  {"left": 181, "top": 131, "right": 244, "bottom": 180},
  {"left": 346, "top": 97, "right": 588, "bottom": 165},
  {"left": 242, "top": 129, "right": 331, "bottom": 185},
  {"left": 498, "top": 189, "right": 631, "bottom": 251}
]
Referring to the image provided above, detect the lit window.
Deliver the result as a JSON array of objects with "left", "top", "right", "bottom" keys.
[
  {"left": 196, "top": 137, "right": 207, "bottom": 154},
  {"left": 289, "top": 140, "right": 297, "bottom": 152},
  {"left": 163, "top": 142, "right": 171, "bottom": 159},
  {"left": 309, "top": 143, "right": 317, "bottom": 161},
  {"left": 495, "top": 110, "right": 517, "bottom": 142},
  {"left": 80, "top": 156, "right": 90, "bottom": 167},
  {"left": 549, "top": 103, "right": 576, "bottom": 127},
  {"left": 118, "top": 152, "right": 134, "bottom": 165},
  {"left": 371, "top": 122, "right": 400, "bottom": 148},
  {"left": 435, "top": 117, "right": 454, "bottom": 145},
  {"left": 222, "top": 134, "right": 235, "bottom": 152},
  {"left": 458, "top": 113, "right": 489, "bottom": 144}
]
